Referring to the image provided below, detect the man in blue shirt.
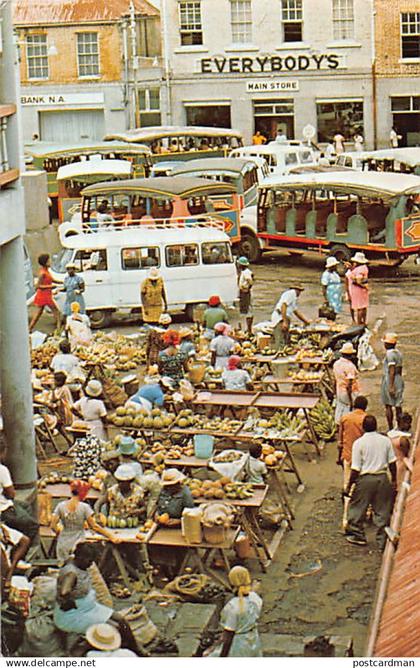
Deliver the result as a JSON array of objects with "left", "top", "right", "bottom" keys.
[{"left": 128, "top": 372, "right": 173, "bottom": 412}]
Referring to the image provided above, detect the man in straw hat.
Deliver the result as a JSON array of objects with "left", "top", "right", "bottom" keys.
[
  {"left": 85, "top": 623, "right": 137, "bottom": 657},
  {"left": 333, "top": 342, "right": 360, "bottom": 424},
  {"left": 321, "top": 256, "right": 342, "bottom": 315},
  {"left": 155, "top": 469, "right": 195, "bottom": 527},
  {"left": 271, "top": 283, "right": 310, "bottom": 349},
  {"left": 345, "top": 252, "right": 369, "bottom": 325},
  {"left": 381, "top": 332, "right": 404, "bottom": 430}
]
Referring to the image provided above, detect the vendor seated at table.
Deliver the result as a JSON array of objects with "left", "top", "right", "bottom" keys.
[
  {"left": 51, "top": 339, "right": 83, "bottom": 379},
  {"left": 116, "top": 436, "right": 143, "bottom": 481},
  {"left": 155, "top": 469, "right": 195, "bottom": 527},
  {"left": 222, "top": 355, "right": 253, "bottom": 391},
  {"left": 0, "top": 523, "right": 31, "bottom": 596},
  {"left": 245, "top": 444, "right": 267, "bottom": 485},
  {"left": 179, "top": 327, "right": 196, "bottom": 357},
  {"left": 94, "top": 463, "right": 159, "bottom": 520},
  {"left": 126, "top": 366, "right": 174, "bottom": 413}
]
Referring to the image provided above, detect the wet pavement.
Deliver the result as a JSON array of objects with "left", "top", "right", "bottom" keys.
[{"left": 32, "top": 251, "right": 420, "bottom": 656}]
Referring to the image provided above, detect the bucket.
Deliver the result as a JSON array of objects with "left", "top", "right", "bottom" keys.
[
  {"left": 194, "top": 434, "right": 214, "bottom": 459},
  {"left": 202, "top": 525, "right": 226, "bottom": 545},
  {"left": 188, "top": 362, "right": 207, "bottom": 384}
]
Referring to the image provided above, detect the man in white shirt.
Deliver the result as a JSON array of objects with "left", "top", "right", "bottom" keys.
[
  {"left": 237, "top": 256, "right": 254, "bottom": 335},
  {"left": 389, "top": 127, "right": 402, "bottom": 148},
  {"left": 0, "top": 453, "right": 39, "bottom": 543},
  {"left": 344, "top": 415, "right": 396, "bottom": 549},
  {"left": 271, "top": 283, "right": 310, "bottom": 349}
]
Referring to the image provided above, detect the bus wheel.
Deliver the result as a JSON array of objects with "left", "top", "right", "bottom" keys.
[
  {"left": 89, "top": 310, "right": 112, "bottom": 329},
  {"left": 330, "top": 244, "right": 352, "bottom": 263},
  {"left": 238, "top": 234, "right": 261, "bottom": 263}
]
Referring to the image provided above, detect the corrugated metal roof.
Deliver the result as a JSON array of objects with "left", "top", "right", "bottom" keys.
[
  {"left": 13, "top": 0, "right": 158, "bottom": 25},
  {"left": 374, "top": 425, "right": 420, "bottom": 657}
]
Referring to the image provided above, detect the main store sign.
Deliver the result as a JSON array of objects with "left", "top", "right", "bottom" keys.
[
  {"left": 21, "top": 92, "right": 104, "bottom": 106},
  {"left": 200, "top": 53, "right": 343, "bottom": 75},
  {"left": 246, "top": 80, "right": 299, "bottom": 92}
]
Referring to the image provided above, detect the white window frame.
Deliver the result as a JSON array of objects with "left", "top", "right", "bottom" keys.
[
  {"left": 139, "top": 88, "right": 161, "bottom": 113},
  {"left": 230, "top": 0, "right": 252, "bottom": 44},
  {"left": 332, "top": 0, "right": 354, "bottom": 40},
  {"left": 400, "top": 12, "right": 420, "bottom": 60},
  {"left": 281, "top": 0, "right": 303, "bottom": 42},
  {"left": 178, "top": 1, "right": 203, "bottom": 46},
  {"left": 77, "top": 32, "right": 100, "bottom": 78},
  {"left": 26, "top": 34, "right": 48, "bottom": 80}
]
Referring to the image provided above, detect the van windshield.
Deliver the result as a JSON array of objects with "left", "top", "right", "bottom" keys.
[
  {"left": 52, "top": 248, "right": 74, "bottom": 273},
  {"left": 202, "top": 242, "right": 232, "bottom": 264}
]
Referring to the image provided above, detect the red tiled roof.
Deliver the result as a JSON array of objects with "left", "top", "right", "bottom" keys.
[
  {"left": 13, "top": 0, "right": 158, "bottom": 25},
  {"left": 374, "top": 425, "right": 420, "bottom": 657}
]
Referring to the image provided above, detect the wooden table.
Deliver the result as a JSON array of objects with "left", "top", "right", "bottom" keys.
[
  {"left": 148, "top": 526, "right": 240, "bottom": 588},
  {"left": 257, "top": 374, "right": 329, "bottom": 401},
  {"left": 44, "top": 482, "right": 100, "bottom": 501}
]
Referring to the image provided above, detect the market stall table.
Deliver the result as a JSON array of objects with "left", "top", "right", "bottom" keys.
[
  {"left": 43, "top": 482, "right": 100, "bottom": 501},
  {"left": 147, "top": 526, "right": 240, "bottom": 589}
]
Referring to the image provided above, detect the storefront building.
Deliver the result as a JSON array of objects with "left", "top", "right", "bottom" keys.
[
  {"left": 13, "top": 0, "right": 162, "bottom": 143},
  {"left": 162, "top": 0, "right": 375, "bottom": 146},
  {"left": 375, "top": 0, "right": 420, "bottom": 147}
]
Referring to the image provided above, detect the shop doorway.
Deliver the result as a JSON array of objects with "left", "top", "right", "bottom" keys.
[
  {"left": 391, "top": 97, "right": 420, "bottom": 146},
  {"left": 39, "top": 109, "right": 105, "bottom": 143},
  {"left": 253, "top": 99, "right": 294, "bottom": 142},
  {"left": 185, "top": 104, "right": 231, "bottom": 128}
]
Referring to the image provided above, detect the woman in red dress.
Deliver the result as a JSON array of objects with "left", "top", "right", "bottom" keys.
[{"left": 29, "top": 254, "right": 61, "bottom": 332}]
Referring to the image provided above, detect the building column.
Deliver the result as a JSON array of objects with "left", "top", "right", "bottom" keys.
[{"left": 0, "top": 236, "right": 37, "bottom": 489}]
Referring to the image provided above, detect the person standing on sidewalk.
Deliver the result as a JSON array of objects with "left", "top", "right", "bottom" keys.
[
  {"left": 337, "top": 395, "right": 368, "bottom": 529},
  {"left": 237, "top": 256, "right": 254, "bottom": 335},
  {"left": 381, "top": 332, "right": 404, "bottom": 431},
  {"left": 344, "top": 415, "right": 397, "bottom": 549}
]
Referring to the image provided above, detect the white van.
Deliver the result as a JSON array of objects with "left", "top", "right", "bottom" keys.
[
  {"left": 229, "top": 144, "right": 317, "bottom": 176},
  {"left": 51, "top": 223, "right": 238, "bottom": 328}
]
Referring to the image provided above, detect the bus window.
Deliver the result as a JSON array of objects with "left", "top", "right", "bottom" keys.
[
  {"left": 166, "top": 244, "right": 199, "bottom": 267},
  {"left": 285, "top": 152, "right": 298, "bottom": 166},
  {"left": 299, "top": 151, "right": 313, "bottom": 164},
  {"left": 73, "top": 249, "right": 108, "bottom": 272},
  {"left": 243, "top": 168, "right": 258, "bottom": 191},
  {"left": 121, "top": 247, "right": 160, "bottom": 270},
  {"left": 202, "top": 242, "right": 232, "bottom": 264}
]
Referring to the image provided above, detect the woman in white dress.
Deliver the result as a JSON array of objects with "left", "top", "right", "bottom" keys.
[
  {"left": 66, "top": 301, "right": 92, "bottom": 350},
  {"left": 73, "top": 380, "right": 108, "bottom": 442}
]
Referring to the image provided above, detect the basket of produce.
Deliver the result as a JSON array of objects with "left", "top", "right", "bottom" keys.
[{"left": 209, "top": 449, "right": 247, "bottom": 480}]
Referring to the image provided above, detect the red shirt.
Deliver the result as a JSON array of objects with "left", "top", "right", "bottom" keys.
[{"left": 340, "top": 409, "right": 366, "bottom": 462}]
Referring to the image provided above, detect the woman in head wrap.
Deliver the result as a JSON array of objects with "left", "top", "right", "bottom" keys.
[
  {"left": 140, "top": 268, "right": 167, "bottom": 325},
  {"left": 222, "top": 355, "right": 253, "bottom": 391},
  {"left": 158, "top": 329, "right": 189, "bottom": 385},
  {"left": 210, "top": 323, "right": 235, "bottom": 370},
  {"left": 203, "top": 295, "right": 229, "bottom": 339},
  {"left": 146, "top": 313, "right": 172, "bottom": 366},
  {"left": 51, "top": 480, "right": 120, "bottom": 562},
  {"left": 212, "top": 566, "right": 263, "bottom": 656},
  {"left": 66, "top": 301, "right": 92, "bottom": 349}
]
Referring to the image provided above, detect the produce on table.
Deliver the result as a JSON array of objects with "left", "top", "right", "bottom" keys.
[
  {"left": 110, "top": 406, "right": 175, "bottom": 430},
  {"left": 259, "top": 346, "right": 277, "bottom": 356},
  {"left": 212, "top": 451, "right": 242, "bottom": 463},
  {"left": 185, "top": 477, "right": 254, "bottom": 500},
  {"left": 31, "top": 342, "right": 59, "bottom": 369},
  {"left": 309, "top": 399, "right": 337, "bottom": 441},
  {"left": 104, "top": 515, "right": 140, "bottom": 528},
  {"left": 288, "top": 370, "right": 323, "bottom": 382},
  {"left": 260, "top": 444, "right": 286, "bottom": 467},
  {"left": 243, "top": 410, "right": 305, "bottom": 438},
  {"left": 38, "top": 472, "right": 71, "bottom": 488},
  {"left": 234, "top": 340, "right": 258, "bottom": 357}
]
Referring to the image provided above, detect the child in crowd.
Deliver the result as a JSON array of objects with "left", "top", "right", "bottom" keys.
[{"left": 245, "top": 443, "right": 267, "bottom": 484}]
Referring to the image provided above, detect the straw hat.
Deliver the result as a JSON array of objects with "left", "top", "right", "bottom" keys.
[
  {"left": 290, "top": 283, "right": 305, "bottom": 291},
  {"left": 179, "top": 327, "right": 193, "bottom": 339},
  {"left": 66, "top": 262, "right": 76, "bottom": 269},
  {"left": 161, "top": 468, "right": 186, "bottom": 486},
  {"left": 351, "top": 251, "right": 368, "bottom": 264},
  {"left": 114, "top": 464, "right": 136, "bottom": 481},
  {"left": 326, "top": 256, "right": 339, "bottom": 268},
  {"left": 85, "top": 380, "right": 103, "bottom": 398},
  {"left": 117, "top": 435, "right": 139, "bottom": 456},
  {"left": 148, "top": 267, "right": 160, "bottom": 279},
  {"left": 340, "top": 342, "right": 356, "bottom": 355},
  {"left": 159, "top": 313, "right": 172, "bottom": 326},
  {"left": 382, "top": 332, "right": 398, "bottom": 345},
  {"left": 86, "top": 624, "right": 121, "bottom": 652},
  {"left": 66, "top": 420, "right": 91, "bottom": 433}
]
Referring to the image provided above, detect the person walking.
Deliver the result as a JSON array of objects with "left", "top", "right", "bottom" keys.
[
  {"left": 321, "top": 257, "right": 342, "bottom": 316},
  {"left": 389, "top": 126, "right": 402, "bottom": 148},
  {"left": 252, "top": 130, "right": 266, "bottom": 145},
  {"left": 208, "top": 566, "right": 263, "bottom": 656},
  {"left": 62, "top": 263, "right": 86, "bottom": 317},
  {"left": 333, "top": 131, "right": 345, "bottom": 155},
  {"left": 337, "top": 395, "right": 368, "bottom": 528},
  {"left": 333, "top": 342, "right": 360, "bottom": 423},
  {"left": 237, "top": 256, "right": 254, "bottom": 334},
  {"left": 344, "top": 415, "right": 397, "bottom": 549},
  {"left": 346, "top": 252, "right": 369, "bottom": 325},
  {"left": 381, "top": 332, "right": 404, "bottom": 430},
  {"left": 29, "top": 253, "right": 61, "bottom": 332},
  {"left": 271, "top": 284, "right": 310, "bottom": 349},
  {"left": 353, "top": 132, "right": 364, "bottom": 152},
  {"left": 141, "top": 268, "right": 167, "bottom": 326}
]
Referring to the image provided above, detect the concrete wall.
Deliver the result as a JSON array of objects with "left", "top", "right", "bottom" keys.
[{"left": 21, "top": 170, "right": 60, "bottom": 262}]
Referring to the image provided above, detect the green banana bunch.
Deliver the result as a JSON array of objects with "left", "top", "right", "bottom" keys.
[{"left": 309, "top": 399, "right": 337, "bottom": 441}]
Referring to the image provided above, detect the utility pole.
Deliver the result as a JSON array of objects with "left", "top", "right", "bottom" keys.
[
  {"left": 161, "top": 0, "right": 172, "bottom": 124},
  {"left": 129, "top": 0, "right": 140, "bottom": 128},
  {"left": 371, "top": 0, "right": 377, "bottom": 149}
]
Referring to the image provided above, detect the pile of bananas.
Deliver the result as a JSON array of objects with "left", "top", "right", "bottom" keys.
[
  {"left": 277, "top": 344, "right": 297, "bottom": 357},
  {"left": 110, "top": 583, "right": 131, "bottom": 598},
  {"left": 224, "top": 482, "right": 254, "bottom": 499},
  {"left": 309, "top": 399, "right": 336, "bottom": 441},
  {"left": 288, "top": 370, "right": 323, "bottom": 382}
]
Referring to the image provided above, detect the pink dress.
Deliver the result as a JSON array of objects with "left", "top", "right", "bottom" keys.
[{"left": 347, "top": 265, "right": 369, "bottom": 310}]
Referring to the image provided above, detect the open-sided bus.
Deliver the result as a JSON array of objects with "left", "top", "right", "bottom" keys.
[
  {"left": 257, "top": 171, "right": 420, "bottom": 265},
  {"left": 24, "top": 140, "right": 152, "bottom": 206},
  {"left": 360, "top": 148, "right": 420, "bottom": 175},
  {"left": 59, "top": 177, "right": 241, "bottom": 244},
  {"left": 103, "top": 126, "right": 243, "bottom": 164},
  {"left": 56, "top": 159, "right": 133, "bottom": 224}
]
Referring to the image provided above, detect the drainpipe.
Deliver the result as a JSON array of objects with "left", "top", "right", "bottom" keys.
[
  {"left": 122, "top": 20, "right": 130, "bottom": 129},
  {"left": 161, "top": 0, "right": 172, "bottom": 124},
  {"left": 371, "top": 0, "right": 378, "bottom": 149},
  {"left": 129, "top": 0, "right": 140, "bottom": 128}
]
